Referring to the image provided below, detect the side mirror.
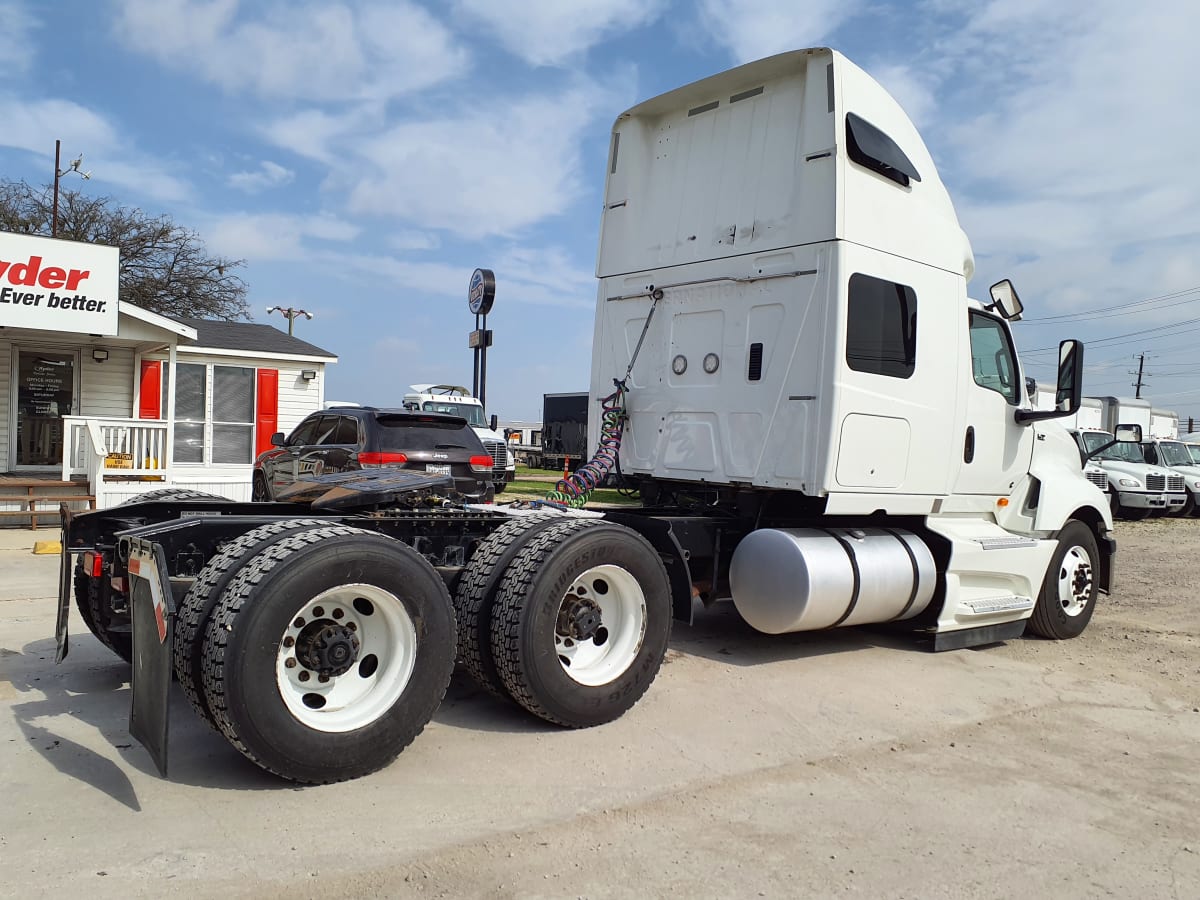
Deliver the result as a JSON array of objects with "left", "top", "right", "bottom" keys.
[
  {"left": 1015, "top": 339, "right": 1083, "bottom": 424},
  {"left": 270, "top": 432, "right": 286, "bottom": 447},
  {"left": 989, "top": 279, "right": 1024, "bottom": 321},
  {"left": 1054, "top": 339, "right": 1083, "bottom": 413},
  {"left": 1114, "top": 423, "right": 1142, "bottom": 443},
  {"left": 489, "top": 413, "right": 498, "bottom": 431}
]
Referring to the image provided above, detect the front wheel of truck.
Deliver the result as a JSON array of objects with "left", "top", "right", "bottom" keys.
[{"left": 1027, "top": 521, "right": 1099, "bottom": 640}]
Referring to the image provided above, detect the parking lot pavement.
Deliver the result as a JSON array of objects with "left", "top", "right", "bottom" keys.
[{"left": 2, "top": 524, "right": 1198, "bottom": 898}]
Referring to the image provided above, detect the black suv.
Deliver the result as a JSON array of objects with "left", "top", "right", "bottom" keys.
[{"left": 253, "top": 406, "right": 495, "bottom": 502}]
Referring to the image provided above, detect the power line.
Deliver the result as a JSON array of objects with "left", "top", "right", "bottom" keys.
[{"left": 1021, "top": 284, "right": 1200, "bottom": 323}]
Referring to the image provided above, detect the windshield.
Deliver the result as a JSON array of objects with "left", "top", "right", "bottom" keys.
[
  {"left": 421, "top": 401, "right": 486, "bottom": 427},
  {"left": 1156, "top": 441, "right": 1195, "bottom": 467},
  {"left": 1080, "top": 431, "right": 1145, "bottom": 463}
]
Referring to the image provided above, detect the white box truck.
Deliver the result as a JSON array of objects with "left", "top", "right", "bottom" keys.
[
  {"left": 1091, "top": 396, "right": 1186, "bottom": 515},
  {"left": 58, "top": 48, "right": 1118, "bottom": 784}
]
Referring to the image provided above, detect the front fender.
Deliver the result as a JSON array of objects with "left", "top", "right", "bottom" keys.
[{"left": 1029, "top": 425, "right": 1113, "bottom": 534}]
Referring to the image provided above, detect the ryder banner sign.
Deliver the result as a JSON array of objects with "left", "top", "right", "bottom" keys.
[{"left": 0, "top": 231, "right": 119, "bottom": 335}]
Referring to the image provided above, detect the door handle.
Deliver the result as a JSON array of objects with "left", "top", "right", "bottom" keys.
[{"left": 963, "top": 426, "right": 975, "bottom": 463}]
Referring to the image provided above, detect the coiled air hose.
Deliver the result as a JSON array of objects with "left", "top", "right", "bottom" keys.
[
  {"left": 541, "top": 284, "right": 663, "bottom": 510},
  {"left": 541, "top": 383, "right": 627, "bottom": 509}
]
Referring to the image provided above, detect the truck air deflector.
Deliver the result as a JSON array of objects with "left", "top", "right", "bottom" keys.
[{"left": 845, "top": 112, "right": 921, "bottom": 186}]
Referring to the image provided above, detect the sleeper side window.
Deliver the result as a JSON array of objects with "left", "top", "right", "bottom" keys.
[{"left": 846, "top": 273, "right": 917, "bottom": 379}]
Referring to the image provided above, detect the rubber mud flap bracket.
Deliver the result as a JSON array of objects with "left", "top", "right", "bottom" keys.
[{"left": 127, "top": 539, "right": 176, "bottom": 778}]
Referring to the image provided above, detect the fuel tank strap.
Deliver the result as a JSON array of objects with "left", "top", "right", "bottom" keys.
[
  {"left": 881, "top": 527, "right": 922, "bottom": 620},
  {"left": 829, "top": 531, "right": 862, "bottom": 626}
]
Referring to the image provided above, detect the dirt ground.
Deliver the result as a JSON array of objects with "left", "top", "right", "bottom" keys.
[{"left": 1, "top": 519, "right": 1198, "bottom": 899}]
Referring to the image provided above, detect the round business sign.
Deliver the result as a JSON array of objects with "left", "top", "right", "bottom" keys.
[{"left": 468, "top": 268, "right": 496, "bottom": 316}]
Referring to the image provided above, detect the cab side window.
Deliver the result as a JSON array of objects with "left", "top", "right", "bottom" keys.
[
  {"left": 846, "top": 273, "right": 917, "bottom": 378},
  {"left": 968, "top": 311, "right": 1019, "bottom": 405}
]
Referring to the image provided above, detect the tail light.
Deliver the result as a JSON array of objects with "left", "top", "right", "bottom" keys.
[
  {"left": 358, "top": 452, "right": 408, "bottom": 466},
  {"left": 469, "top": 455, "right": 494, "bottom": 474},
  {"left": 83, "top": 551, "right": 103, "bottom": 578}
]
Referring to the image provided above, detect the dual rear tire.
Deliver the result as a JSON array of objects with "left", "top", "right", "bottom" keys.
[
  {"left": 455, "top": 517, "right": 672, "bottom": 728},
  {"left": 177, "top": 524, "right": 456, "bottom": 783}
]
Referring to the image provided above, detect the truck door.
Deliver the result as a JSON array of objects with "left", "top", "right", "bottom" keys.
[{"left": 952, "top": 310, "right": 1035, "bottom": 496}]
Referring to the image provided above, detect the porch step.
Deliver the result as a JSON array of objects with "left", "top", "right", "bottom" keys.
[{"left": 0, "top": 479, "right": 96, "bottom": 531}]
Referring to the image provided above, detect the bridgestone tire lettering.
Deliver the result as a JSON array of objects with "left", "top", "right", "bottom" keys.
[
  {"left": 489, "top": 519, "right": 671, "bottom": 727},
  {"left": 453, "top": 513, "right": 565, "bottom": 700},
  {"left": 199, "top": 525, "right": 455, "bottom": 783}
]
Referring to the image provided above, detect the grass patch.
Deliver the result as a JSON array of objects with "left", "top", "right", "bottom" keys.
[{"left": 501, "top": 475, "right": 638, "bottom": 507}]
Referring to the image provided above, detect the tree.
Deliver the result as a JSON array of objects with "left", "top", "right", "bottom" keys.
[{"left": 0, "top": 179, "right": 249, "bottom": 321}]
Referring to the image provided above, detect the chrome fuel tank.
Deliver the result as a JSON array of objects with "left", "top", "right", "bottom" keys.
[{"left": 729, "top": 527, "right": 936, "bottom": 634}]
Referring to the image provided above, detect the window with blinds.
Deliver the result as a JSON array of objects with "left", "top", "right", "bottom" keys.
[{"left": 172, "top": 363, "right": 257, "bottom": 465}]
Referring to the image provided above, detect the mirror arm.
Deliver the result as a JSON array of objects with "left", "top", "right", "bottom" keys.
[{"left": 1015, "top": 407, "right": 1075, "bottom": 425}]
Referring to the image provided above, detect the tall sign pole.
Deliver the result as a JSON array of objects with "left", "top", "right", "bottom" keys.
[{"left": 468, "top": 268, "right": 496, "bottom": 409}]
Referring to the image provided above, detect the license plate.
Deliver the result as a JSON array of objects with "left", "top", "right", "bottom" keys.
[{"left": 426, "top": 464, "right": 451, "bottom": 475}]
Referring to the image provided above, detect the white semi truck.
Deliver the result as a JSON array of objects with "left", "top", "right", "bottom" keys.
[{"left": 58, "top": 48, "right": 1116, "bottom": 784}]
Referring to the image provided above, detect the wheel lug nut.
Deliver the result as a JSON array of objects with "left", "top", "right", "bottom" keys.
[
  {"left": 333, "top": 608, "right": 344, "bottom": 619},
  {"left": 283, "top": 636, "right": 295, "bottom": 648},
  {"left": 285, "top": 658, "right": 297, "bottom": 668},
  {"left": 293, "top": 617, "right": 305, "bottom": 628},
  {"left": 314, "top": 606, "right": 324, "bottom": 617},
  {"left": 318, "top": 673, "right": 330, "bottom": 683},
  {"left": 298, "top": 671, "right": 310, "bottom": 682}
]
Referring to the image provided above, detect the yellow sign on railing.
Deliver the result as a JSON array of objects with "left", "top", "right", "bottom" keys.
[{"left": 105, "top": 452, "right": 133, "bottom": 469}]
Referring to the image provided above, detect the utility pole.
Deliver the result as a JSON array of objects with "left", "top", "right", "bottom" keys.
[
  {"left": 1132, "top": 352, "right": 1147, "bottom": 399},
  {"left": 266, "top": 306, "right": 313, "bottom": 335},
  {"left": 51, "top": 139, "right": 91, "bottom": 237}
]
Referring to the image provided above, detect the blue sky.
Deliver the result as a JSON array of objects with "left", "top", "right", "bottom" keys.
[{"left": 1, "top": 0, "right": 1198, "bottom": 424}]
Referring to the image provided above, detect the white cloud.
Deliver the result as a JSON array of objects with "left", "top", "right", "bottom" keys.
[
  {"left": 318, "top": 242, "right": 595, "bottom": 310},
  {"left": 0, "top": 96, "right": 193, "bottom": 203},
  {"left": 340, "top": 80, "right": 630, "bottom": 238},
  {"left": 695, "top": 0, "right": 865, "bottom": 63},
  {"left": 228, "top": 160, "right": 295, "bottom": 193},
  {"left": 205, "top": 212, "right": 360, "bottom": 260},
  {"left": 453, "top": 0, "right": 668, "bottom": 66},
  {"left": 0, "top": 97, "right": 118, "bottom": 155},
  {"left": 388, "top": 230, "right": 440, "bottom": 252},
  {"left": 0, "top": 1, "right": 37, "bottom": 74},
  {"left": 112, "top": 0, "right": 470, "bottom": 102},
  {"left": 852, "top": 0, "right": 1200, "bottom": 324}
]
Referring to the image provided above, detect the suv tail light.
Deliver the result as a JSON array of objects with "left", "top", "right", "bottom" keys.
[
  {"left": 358, "top": 452, "right": 408, "bottom": 466},
  {"left": 469, "top": 455, "right": 494, "bottom": 474}
]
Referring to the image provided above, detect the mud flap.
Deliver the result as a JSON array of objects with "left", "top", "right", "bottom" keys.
[
  {"left": 55, "top": 537, "right": 72, "bottom": 664},
  {"left": 127, "top": 539, "right": 175, "bottom": 777}
]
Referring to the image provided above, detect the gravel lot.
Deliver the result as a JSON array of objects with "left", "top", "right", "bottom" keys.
[{"left": 1, "top": 519, "right": 1197, "bottom": 898}]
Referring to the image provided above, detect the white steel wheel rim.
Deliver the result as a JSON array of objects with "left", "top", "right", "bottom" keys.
[
  {"left": 1056, "top": 545, "right": 1094, "bottom": 617},
  {"left": 555, "top": 564, "right": 646, "bottom": 686},
  {"left": 275, "top": 583, "right": 417, "bottom": 732}
]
